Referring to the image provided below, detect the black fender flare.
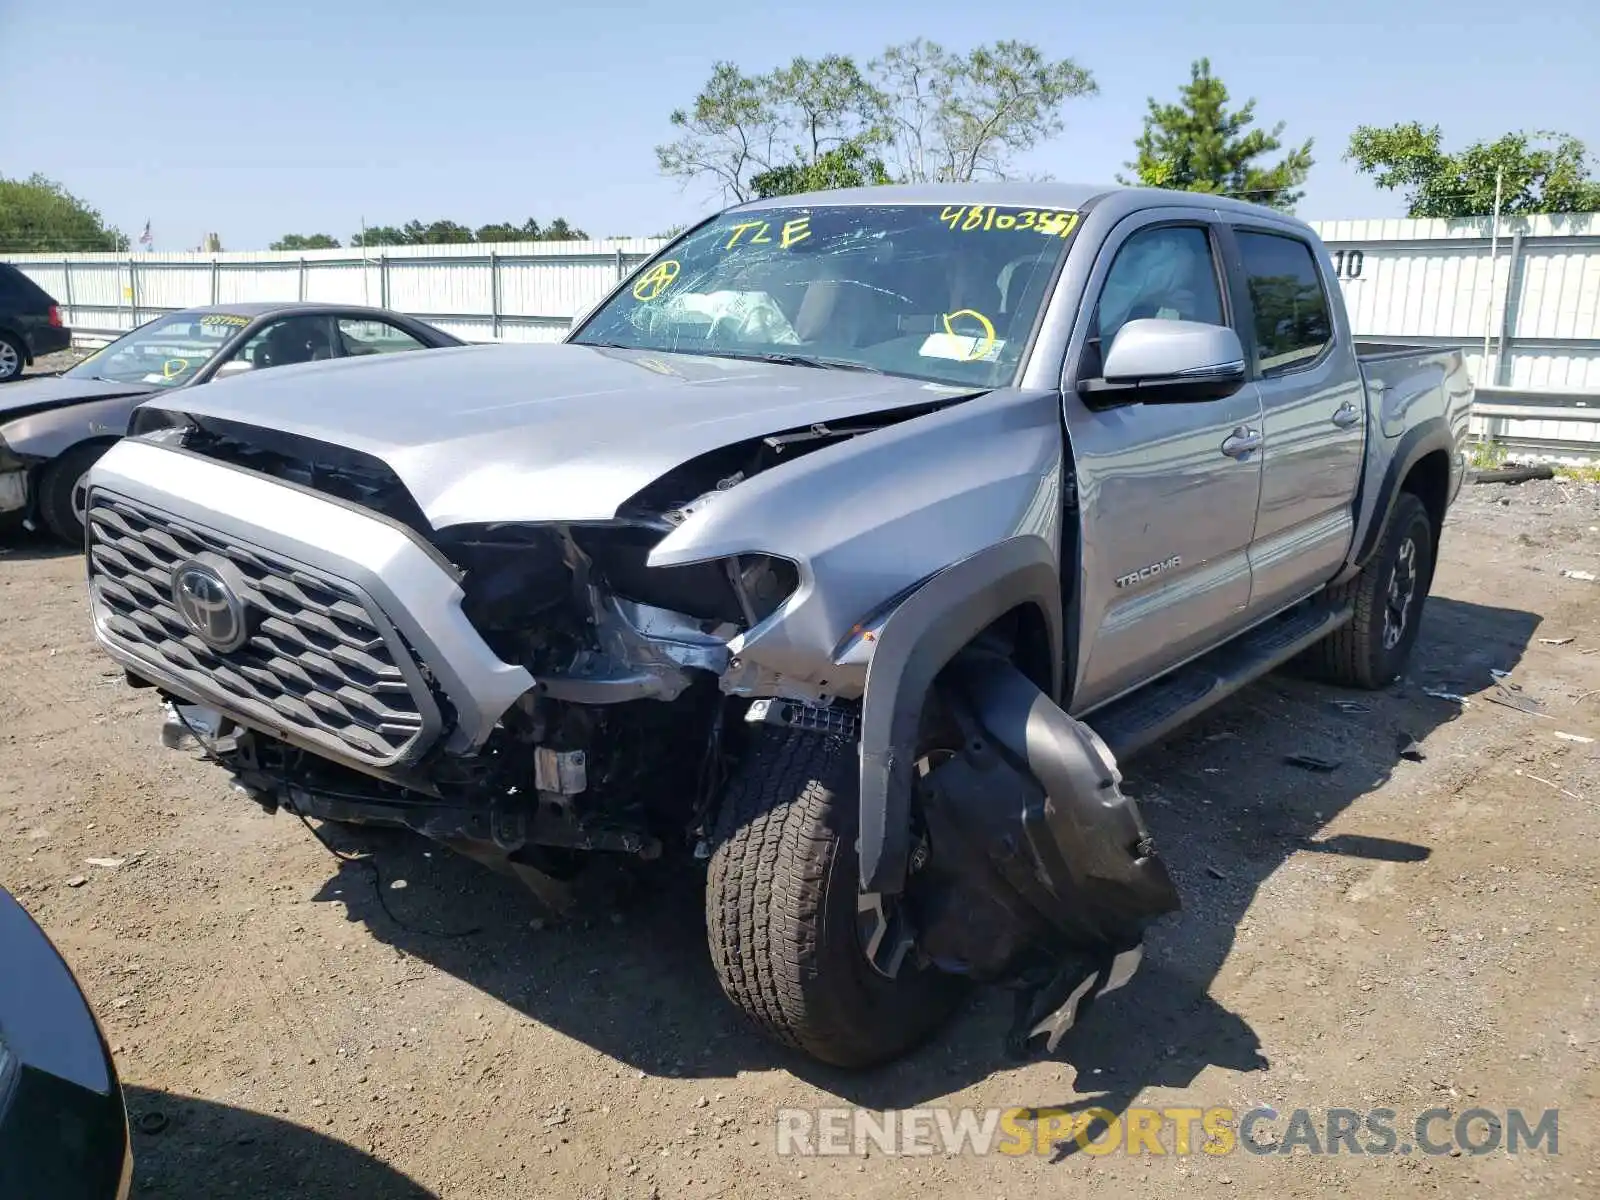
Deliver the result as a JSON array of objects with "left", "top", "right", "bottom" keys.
[
  {"left": 857, "top": 535, "right": 1062, "bottom": 894},
  {"left": 1348, "top": 419, "right": 1456, "bottom": 572}
]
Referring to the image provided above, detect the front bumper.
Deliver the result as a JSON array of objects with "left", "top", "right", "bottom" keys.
[
  {"left": 84, "top": 438, "right": 533, "bottom": 774},
  {"left": 0, "top": 889, "right": 132, "bottom": 1200}
]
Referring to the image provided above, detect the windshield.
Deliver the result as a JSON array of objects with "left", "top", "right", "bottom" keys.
[
  {"left": 65, "top": 311, "right": 250, "bottom": 387},
  {"left": 571, "top": 203, "right": 1080, "bottom": 387}
]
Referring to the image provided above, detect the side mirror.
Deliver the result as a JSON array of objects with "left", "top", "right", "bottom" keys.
[
  {"left": 1080, "top": 318, "right": 1246, "bottom": 406},
  {"left": 213, "top": 359, "right": 254, "bottom": 379}
]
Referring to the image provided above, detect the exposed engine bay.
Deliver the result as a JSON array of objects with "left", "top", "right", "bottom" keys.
[{"left": 144, "top": 411, "right": 927, "bottom": 903}]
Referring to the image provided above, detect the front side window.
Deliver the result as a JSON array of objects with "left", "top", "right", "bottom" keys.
[
  {"left": 1095, "top": 225, "right": 1225, "bottom": 349},
  {"left": 229, "top": 316, "right": 336, "bottom": 371},
  {"left": 1236, "top": 231, "right": 1332, "bottom": 374},
  {"left": 570, "top": 203, "right": 1083, "bottom": 387},
  {"left": 65, "top": 312, "right": 248, "bottom": 387}
]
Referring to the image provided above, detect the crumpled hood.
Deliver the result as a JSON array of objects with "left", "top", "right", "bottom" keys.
[
  {"left": 0, "top": 374, "right": 155, "bottom": 424},
  {"left": 150, "top": 343, "right": 972, "bottom": 528}
]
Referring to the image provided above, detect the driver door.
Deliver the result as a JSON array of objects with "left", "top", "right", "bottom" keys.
[{"left": 1061, "top": 209, "right": 1264, "bottom": 713}]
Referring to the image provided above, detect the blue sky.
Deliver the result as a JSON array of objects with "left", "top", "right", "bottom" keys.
[{"left": 3, "top": 0, "right": 1594, "bottom": 250}]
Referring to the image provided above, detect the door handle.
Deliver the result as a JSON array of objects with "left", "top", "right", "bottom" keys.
[
  {"left": 1331, "top": 400, "right": 1362, "bottom": 428},
  {"left": 1221, "top": 426, "right": 1262, "bottom": 459}
]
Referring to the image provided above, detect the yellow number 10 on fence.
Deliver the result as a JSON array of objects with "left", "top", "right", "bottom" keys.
[{"left": 940, "top": 206, "right": 1079, "bottom": 238}]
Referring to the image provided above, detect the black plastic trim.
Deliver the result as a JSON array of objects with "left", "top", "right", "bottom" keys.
[
  {"left": 1352, "top": 420, "right": 1454, "bottom": 569},
  {"left": 857, "top": 537, "right": 1062, "bottom": 894}
]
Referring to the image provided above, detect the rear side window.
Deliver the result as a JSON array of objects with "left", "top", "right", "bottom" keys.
[
  {"left": 337, "top": 317, "right": 427, "bottom": 356},
  {"left": 0, "top": 264, "right": 54, "bottom": 309},
  {"left": 1236, "top": 231, "right": 1332, "bottom": 374}
]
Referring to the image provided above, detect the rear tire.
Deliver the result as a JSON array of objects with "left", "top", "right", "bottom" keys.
[
  {"left": 1307, "top": 492, "right": 1434, "bottom": 689},
  {"left": 0, "top": 333, "right": 24, "bottom": 382},
  {"left": 705, "top": 728, "right": 962, "bottom": 1068},
  {"left": 38, "top": 442, "right": 111, "bottom": 546}
]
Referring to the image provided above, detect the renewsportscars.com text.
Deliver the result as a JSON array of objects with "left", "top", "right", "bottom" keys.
[{"left": 774, "top": 1105, "right": 1559, "bottom": 1158}]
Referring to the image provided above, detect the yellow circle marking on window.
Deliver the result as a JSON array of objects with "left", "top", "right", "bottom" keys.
[{"left": 941, "top": 309, "right": 997, "bottom": 362}]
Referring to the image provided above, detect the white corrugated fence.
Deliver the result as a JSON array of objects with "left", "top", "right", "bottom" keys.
[{"left": 7, "top": 210, "right": 1600, "bottom": 457}]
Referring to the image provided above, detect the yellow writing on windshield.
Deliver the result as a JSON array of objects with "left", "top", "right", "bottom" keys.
[
  {"left": 939, "top": 205, "right": 1079, "bottom": 238},
  {"left": 724, "top": 216, "right": 812, "bottom": 250},
  {"left": 161, "top": 358, "right": 191, "bottom": 380},
  {"left": 631, "top": 259, "right": 681, "bottom": 301},
  {"left": 199, "top": 314, "right": 250, "bottom": 327}
]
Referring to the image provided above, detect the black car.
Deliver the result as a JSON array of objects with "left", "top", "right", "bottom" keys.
[
  {"left": 0, "top": 263, "right": 72, "bottom": 382},
  {"left": 0, "top": 887, "right": 131, "bottom": 1198}
]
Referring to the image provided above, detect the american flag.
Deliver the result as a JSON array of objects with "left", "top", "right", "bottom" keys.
[{"left": 138, "top": 220, "right": 152, "bottom": 247}]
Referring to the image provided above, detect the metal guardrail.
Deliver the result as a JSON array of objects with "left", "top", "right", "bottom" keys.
[{"left": 1470, "top": 386, "right": 1600, "bottom": 463}]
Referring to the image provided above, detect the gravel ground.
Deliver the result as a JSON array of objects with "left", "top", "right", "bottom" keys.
[{"left": 1, "top": 477, "right": 1597, "bottom": 1199}]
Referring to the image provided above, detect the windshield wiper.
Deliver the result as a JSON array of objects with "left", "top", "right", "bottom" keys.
[{"left": 755, "top": 352, "right": 884, "bottom": 374}]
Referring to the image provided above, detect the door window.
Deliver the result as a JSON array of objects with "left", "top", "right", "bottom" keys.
[
  {"left": 1081, "top": 225, "right": 1227, "bottom": 379},
  {"left": 337, "top": 317, "right": 427, "bottom": 356},
  {"left": 1096, "top": 225, "right": 1226, "bottom": 347},
  {"left": 231, "top": 316, "right": 336, "bottom": 371},
  {"left": 1236, "top": 232, "right": 1332, "bottom": 374}
]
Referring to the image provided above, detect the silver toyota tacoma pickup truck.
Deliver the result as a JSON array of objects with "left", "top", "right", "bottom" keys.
[{"left": 83, "top": 185, "right": 1472, "bottom": 1068}]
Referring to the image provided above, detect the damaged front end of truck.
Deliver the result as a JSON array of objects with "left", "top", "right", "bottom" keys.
[
  {"left": 83, "top": 193, "right": 1179, "bottom": 1064},
  {"left": 85, "top": 365, "right": 1175, "bottom": 1061}
]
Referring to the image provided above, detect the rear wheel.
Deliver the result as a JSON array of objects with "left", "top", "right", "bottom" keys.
[
  {"left": 705, "top": 727, "right": 963, "bottom": 1068},
  {"left": 38, "top": 442, "right": 111, "bottom": 546},
  {"left": 1308, "top": 491, "right": 1434, "bottom": 688},
  {"left": 0, "top": 334, "right": 24, "bottom": 382}
]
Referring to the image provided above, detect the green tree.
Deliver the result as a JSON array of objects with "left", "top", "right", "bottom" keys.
[
  {"left": 656, "top": 42, "right": 1096, "bottom": 202},
  {"left": 870, "top": 39, "right": 1096, "bottom": 183},
  {"left": 538, "top": 217, "right": 588, "bottom": 241},
  {"left": 657, "top": 56, "right": 882, "bottom": 203},
  {"left": 0, "top": 173, "right": 127, "bottom": 252},
  {"left": 400, "top": 219, "right": 473, "bottom": 244},
  {"left": 749, "top": 139, "right": 892, "bottom": 198},
  {"left": 1119, "top": 58, "right": 1313, "bottom": 210},
  {"left": 351, "top": 225, "right": 408, "bottom": 247},
  {"left": 269, "top": 233, "right": 341, "bottom": 250},
  {"left": 1346, "top": 124, "right": 1600, "bottom": 217},
  {"left": 475, "top": 219, "right": 544, "bottom": 242}
]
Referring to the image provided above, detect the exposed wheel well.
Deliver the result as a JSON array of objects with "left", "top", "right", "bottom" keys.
[
  {"left": 1400, "top": 449, "right": 1451, "bottom": 552},
  {"left": 974, "top": 602, "right": 1056, "bottom": 701}
]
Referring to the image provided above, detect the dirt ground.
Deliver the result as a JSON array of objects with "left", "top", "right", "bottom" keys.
[{"left": 2, "top": 442, "right": 1597, "bottom": 1197}]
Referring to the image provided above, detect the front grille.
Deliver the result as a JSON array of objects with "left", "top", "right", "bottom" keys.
[{"left": 87, "top": 491, "right": 437, "bottom": 768}]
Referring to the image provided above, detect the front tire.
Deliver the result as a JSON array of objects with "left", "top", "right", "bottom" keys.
[
  {"left": 1309, "top": 491, "right": 1434, "bottom": 689},
  {"left": 37, "top": 441, "right": 111, "bottom": 545},
  {"left": 705, "top": 728, "right": 962, "bottom": 1068}
]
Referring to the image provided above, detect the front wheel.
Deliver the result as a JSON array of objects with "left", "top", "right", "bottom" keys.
[
  {"left": 1308, "top": 491, "right": 1435, "bottom": 688},
  {"left": 705, "top": 728, "right": 963, "bottom": 1068},
  {"left": 37, "top": 442, "right": 111, "bottom": 545}
]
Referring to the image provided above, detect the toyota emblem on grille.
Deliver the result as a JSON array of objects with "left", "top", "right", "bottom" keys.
[{"left": 172, "top": 560, "right": 250, "bottom": 653}]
